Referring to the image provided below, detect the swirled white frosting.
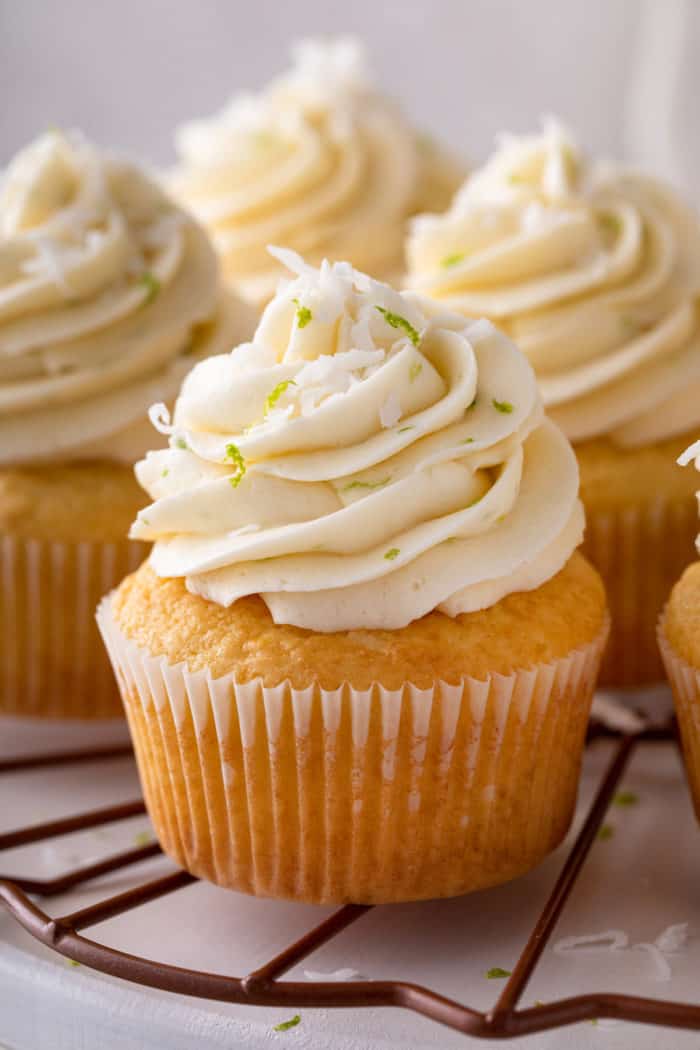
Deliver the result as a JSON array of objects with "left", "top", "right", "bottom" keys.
[
  {"left": 407, "top": 119, "right": 700, "bottom": 448},
  {"left": 0, "top": 130, "right": 253, "bottom": 466},
  {"left": 170, "top": 37, "right": 462, "bottom": 306},
  {"left": 131, "top": 249, "right": 583, "bottom": 632}
]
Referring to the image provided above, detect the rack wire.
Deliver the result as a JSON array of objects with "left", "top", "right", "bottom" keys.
[{"left": 1, "top": 722, "right": 699, "bottom": 1041}]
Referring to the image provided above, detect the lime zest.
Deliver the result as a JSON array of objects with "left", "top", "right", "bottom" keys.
[
  {"left": 343, "top": 476, "right": 391, "bottom": 493},
  {"left": 384, "top": 547, "right": 400, "bottom": 561},
  {"left": 264, "top": 379, "right": 296, "bottom": 417},
  {"left": 139, "top": 271, "right": 161, "bottom": 306},
  {"left": 291, "top": 297, "right": 312, "bottom": 328},
  {"left": 598, "top": 824, "right": 614, "bottom": 841},
  {"left": 225, "top": 443, "right": 246, "bottom": 488},
  {"left": 442, "top": 251, "right": 466, "bottom": 268},
  {"left": 492, "top": 398, "right": 514, "bottom": 414},
  {"left": 486, "top": 967, "right": 511, "bottom": 980},
  {"left": 613, "top": 790, "right": 638, "bottom": 807},
  {"left": 273, "top": 1015, "right": 301, "bottom": 1032},
  {"left": 375, "top": 306, "right": 421, "bottom": 347},
  {"left": 409, "top": 361, "right": 423, "bottom": 382}
]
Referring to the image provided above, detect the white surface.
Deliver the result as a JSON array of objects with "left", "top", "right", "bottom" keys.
[
  {"left": 2, "top": 702, "right": 700, "bottom": 1049},
  {"left": 4, "top": 0, "right": 700, "bottom": 206}
]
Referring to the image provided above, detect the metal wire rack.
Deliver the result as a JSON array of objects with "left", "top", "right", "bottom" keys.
[{"left": 1, "top": 722, "right": 699, "bottom": 1041}]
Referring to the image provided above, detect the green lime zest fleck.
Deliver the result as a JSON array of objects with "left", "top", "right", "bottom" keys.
[
  {"left": 139, "top": 270, "right": 161, "bottom": 306},
  {"left": 397, "top": 425, "right": 415, "bottom": 433},
  {"left": 273, "top": 1015, "right": 301, "bottom": 1032},
  {"left": 467, "top": 397, "right": 477, "bottom": 411},
  {"left": 68, "top": 959, "right": 81, "bottom": 968},
  {"left": 175, "top": 436, "right": 188, "bottom": 450},
  {"left": 140, "top": 516, "right": 150, "bottom": 526},
  {"left": 291, "top": 297, "right": 312, "bottom": 329},
  {"left": 598, "top": 211, "right": 621, "bottom": 236},
  {"left": 614, "top": 790, "right": 638, "bottom": 807},
  {"left": 384, "top": 547, "right": 400, "bottom": 561},
  {"left": 589, "top": 1018, "right": 599, "bottom": 1026},
  {"left": 375, "top": 306, "right": 421, "bottom": 347},
  {"left": 486, "top": 967, "right": 511, "bottom": 980},
  {"left": 462, "top": 437, "right": 474, "bottom": 444},
  {"left": 134, "top": 831, "right": 153, "bottom": 847},
  {"left": 161, "top": 468, "right": 169, "bottom": 478},
  {"left": 442, "top": 251, "right": 466, "bottom": 268},
  {"left": 409, "top": 361, "right": 423, "bottom": 382},
  {"left": 343, "top": 476, "right": 391, "bottom": 493},
  {"left": 264, "top": 379, "right": 296, "bottom": 417},
  {"left": 598, "top": 824, "right": 614, "bottom": 841},
  {"left": 492, "top": 398, "right": 514, "bottom": 414},
  {"left": 225, "top": 443, "right": 246, "bottom": 488}
]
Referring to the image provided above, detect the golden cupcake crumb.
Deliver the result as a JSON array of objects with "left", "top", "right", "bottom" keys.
[
  {"left": 0, "top": 461, "right": 146, "bottom": 542},
  {"left": 112, "top": 552, "right": 606, "bottom": 691}
]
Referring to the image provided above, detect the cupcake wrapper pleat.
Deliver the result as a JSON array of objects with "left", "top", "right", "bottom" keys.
[
  {"left": 658, "top": 615, "right": 700, "bottom": 818},
  {"left": 98, "top": 598, "right": 609, "bottom": 904},
  {"left": 1, "top": 535, "right": 145, "bottom": 719},
  {"left": 582, "top": 496, "right": 697, "bottom": 687}
]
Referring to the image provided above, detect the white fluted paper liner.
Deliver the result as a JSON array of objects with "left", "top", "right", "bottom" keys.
[
  {"left": 582, "top": 496, "right": 697, "bottom": 687},
  {"left": 1, "top": 534, "right": 146, "bottom": 719},
  {"left": 658, "top": 614, "right": 700, "bottom": 818},
  {"left": 98, "top": 597, "right": 609, "bottom": 904}
]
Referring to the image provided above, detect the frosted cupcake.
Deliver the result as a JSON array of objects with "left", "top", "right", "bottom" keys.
[
  {"left": 169, "top": 37, "right": 463, "bottom": 307},
  {"left": 406, "top": 119, "right": 700, "bottom": 687},
  {"left": 0, "top": 130, "right": 254, "bottom": 718},
  {"left": 659, "top": 439, "right": 700, "bottom": 814},
  {"left": 99, "top": 251, "right": 608, "bottom": 904}
]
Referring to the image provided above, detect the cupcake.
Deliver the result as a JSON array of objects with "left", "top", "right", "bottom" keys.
[
  {"left": 406, "top": 118, "right": 700, "bottom": 687},
  {"left": 659, "top": 438, "right": 700, "bottom": 814},
  {"left": 169, "top": 37, "right": 463, "bottom": 307},
  {"left": 0, "top": 129, "right": 254, "bottom": 719},
  {"left": 98, "top": 250, "right": 608, "bottom": 904}
]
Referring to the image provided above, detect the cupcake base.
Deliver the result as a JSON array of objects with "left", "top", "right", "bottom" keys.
[
  {"left": 1, "top": 535, "right": 145, "bottom": 719},
  {"left": 658, "top": 614, "right": 700, "bottom": 817},
  {"left": 98, "top": 598, "right": 608, "bottom": 904},
  {"left": 583, "top": 496, "right": 697, "bottom": 687}
]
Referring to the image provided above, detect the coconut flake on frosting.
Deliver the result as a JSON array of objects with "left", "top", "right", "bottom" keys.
[
  {"left": 406, "top": 118, "right": 700, "bottom": 449},
  {"left": 169, "top": 37, "right": 463, "bottom": 306},
  {"left": 130, "top": 250, "right": 583, "bottom": 632},
  {"left": 0, "top": 129, "right": 252, "bottom": 466}
]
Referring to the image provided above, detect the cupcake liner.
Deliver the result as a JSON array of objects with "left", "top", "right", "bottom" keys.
[
  {"left": 582, "top": 496, "right": 697, "bottom": 688},
  {"left": 1, "top": 534, "right": 146, "bottom": 720},
  {"left": 658, "top": 615, "right": 700, "bottom": 817},
  {"left": 99, "top": 596, "right": 609, "bottom": 904}
]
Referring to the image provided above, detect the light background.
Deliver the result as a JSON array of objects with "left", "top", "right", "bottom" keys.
[{"left": 1, "top": 0, "right": 698, "bottom": 198}]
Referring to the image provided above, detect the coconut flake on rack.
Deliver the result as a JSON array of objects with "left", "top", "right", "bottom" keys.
[
  {"left": 553, "top": 930, "right": 630, "bottom": 955},
  {"left": 655, "top": 923, "right": 690, "bottom": 954}
]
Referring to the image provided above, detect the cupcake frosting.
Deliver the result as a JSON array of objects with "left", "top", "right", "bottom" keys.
[
  {"left": 170, "top": 37, "right": 462, "bottom": 306},
  {"left": 0, "top": 130, "right": 250, "bottom": 466},
  {"left": 131, "top": 249, "right": 583, "bottom": 632},
  {"left": 407, "top": 119, "right": 700, "bottom": 448}
]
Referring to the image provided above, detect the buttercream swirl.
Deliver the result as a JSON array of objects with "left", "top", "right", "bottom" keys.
[
  {"left": 131, "top": 249, "right": 583, "bottom": 632},
  {"left": 0, "top": 130, "right": 252, "bottom": 466},
  {"left": 170, "top": 37, "right": 462, "bottom": 306},
  {"left": 406, "top": 119, "right": 700, "bottom": 448}
]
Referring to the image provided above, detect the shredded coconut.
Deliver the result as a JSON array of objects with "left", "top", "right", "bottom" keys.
[
  {"left": 591, "top": 695, "right": 647, "bottom": 734},
  {"left": 634, "top": 942, "right": 673, "bottom": 982},
  {"left": 553, "top": 929, "right": 629, "bottom": 955},
  {"left": 303, "top": 968, "right": 365, "bottom": 982},
  {"left": 655, "top": 923, "right": 689, "bottom": 954},
  {"left": 148, "top": 402, "right": 176, "bottom": 435}
]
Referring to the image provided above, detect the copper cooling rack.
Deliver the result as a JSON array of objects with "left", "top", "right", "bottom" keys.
[{"left": 2, "top": 723, "right": 699, "bottom": 1041}]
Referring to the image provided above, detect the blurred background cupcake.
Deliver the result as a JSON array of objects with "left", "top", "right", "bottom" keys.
[
  {"left": 406, "top": 119, "right": 700, "bottom": 687},
  {"left": 659, "top": 438, "right": 700, "bottom": 817},
  {"left": 99, "top": 252, "right": 608, "bottom": 904},
  {"left": 168, "top": 37, "right": 464, "bottom": 309},
  {"left": 0, "top": 128, "right": 254, "bottom": 719}
]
